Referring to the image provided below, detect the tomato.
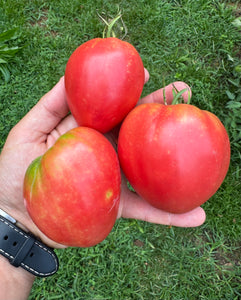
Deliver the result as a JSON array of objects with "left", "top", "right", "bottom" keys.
[
  {"left": 118, "top": 103, "right": 230, "bottom": 213},
  {"left": 24, "top": 127, "right": 121, "bottom": 247},
  {"left": 65, "top": 37, "right": 145, "bottom": 133}
]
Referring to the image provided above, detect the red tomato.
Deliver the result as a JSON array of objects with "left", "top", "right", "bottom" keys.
[
  {"left": 65, "top": 37, "right": 145, "bottom": 133},
  {"left": 118, "top": 103, "right": 230, "bottom": 213},
  {"left": 24, "top": 127, "right": 121, "bottom": 247}
]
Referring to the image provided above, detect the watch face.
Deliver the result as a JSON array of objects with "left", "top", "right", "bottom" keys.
[{"left": 0, "top": 208, "right": 16, "bottom": 224}]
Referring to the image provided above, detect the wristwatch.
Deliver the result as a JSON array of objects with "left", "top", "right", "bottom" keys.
[{"left": 0, "top": 208, "right": 59, "bottom": 277}]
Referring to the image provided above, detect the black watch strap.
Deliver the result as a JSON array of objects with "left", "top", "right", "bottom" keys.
[{"left": 0, "top": 213, "right": 59, "bottom": 277}]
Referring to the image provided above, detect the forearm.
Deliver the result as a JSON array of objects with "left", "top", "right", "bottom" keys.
[{"left": 0, "top": 255, "right": 35, "bottom": 300}]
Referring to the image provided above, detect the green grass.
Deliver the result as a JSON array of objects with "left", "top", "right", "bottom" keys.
[{"left": 0, "top": 0, "right": 241, "bottom": 299}]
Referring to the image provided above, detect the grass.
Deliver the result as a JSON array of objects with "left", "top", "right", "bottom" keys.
[
  {"left": 0, "top": 0, "right": 241, "bottom": 299},
  {"left": 0, "top": 28, "right": 23, "bottom": 82}
]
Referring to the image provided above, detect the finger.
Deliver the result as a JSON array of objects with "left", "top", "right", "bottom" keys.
[
  {"left": 144, "top": 68, "right": 150, "bottom": 84},
  {"left": 138, "top": 81, "right": 192, "bottom": 105},
  {"left": 45, "top": 114, "right": 78, "bottom": 148},
  {"left": 10, "top": 77, "right": 69, "bottom": 142},
  {"left": 54, "top": 114, "right": 78, "bottom": 135},
  {"left": 118, "top": 189, "right": 206, "bottom": 228}
]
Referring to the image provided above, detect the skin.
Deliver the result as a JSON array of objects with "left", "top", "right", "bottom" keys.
[{"left": 0, "top": 71, "right": 205, "bottom": 299}]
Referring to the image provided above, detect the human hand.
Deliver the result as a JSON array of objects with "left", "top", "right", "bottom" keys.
[{"left": 0, "top": 72, "right": 205, "bottom": 249}]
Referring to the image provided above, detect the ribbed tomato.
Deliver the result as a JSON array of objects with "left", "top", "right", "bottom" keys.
[{"left": 118, "top": 103, "right": 230, "bottom": 213}]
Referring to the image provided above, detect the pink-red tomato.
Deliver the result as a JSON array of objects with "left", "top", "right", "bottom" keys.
[
  {"left": 118, "top": 103, "right": 230, "bottom": 214},
  {"left": 24, "top": 127, "right": 121, "bottom": 247},
  {"left": 65, "top": 37, "right": 145, "bottom": 133}
]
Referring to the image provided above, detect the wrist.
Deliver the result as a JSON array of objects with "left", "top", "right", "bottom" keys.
[{"left": 0, "top": 255, "right": 35, "bottom": 300}]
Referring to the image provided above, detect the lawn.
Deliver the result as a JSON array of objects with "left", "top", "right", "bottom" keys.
[{"left": 0, "top": 0, "right": 241, "bottom": 299}]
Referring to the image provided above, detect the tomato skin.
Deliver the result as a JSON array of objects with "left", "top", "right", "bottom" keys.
[
  {"left": 65, "top": 37, "right": 145, "bottom": 133},
  {"left": 24, "top": 127, "right": 121, "bottom": 247},
  {"left": 118, "top": 103, "right": 230, "bottom": 213}
]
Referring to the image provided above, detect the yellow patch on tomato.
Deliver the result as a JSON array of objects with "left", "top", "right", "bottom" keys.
[
  {"left": 146, "top": 103, "right": 160, "bottom": 115},
  {"left": 105, "top": 189, "right": 113, "bottom": 201}
]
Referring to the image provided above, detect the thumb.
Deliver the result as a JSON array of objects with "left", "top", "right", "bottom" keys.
[{"left": 9, "top": 77, "right": 69, "bottom": 143}]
